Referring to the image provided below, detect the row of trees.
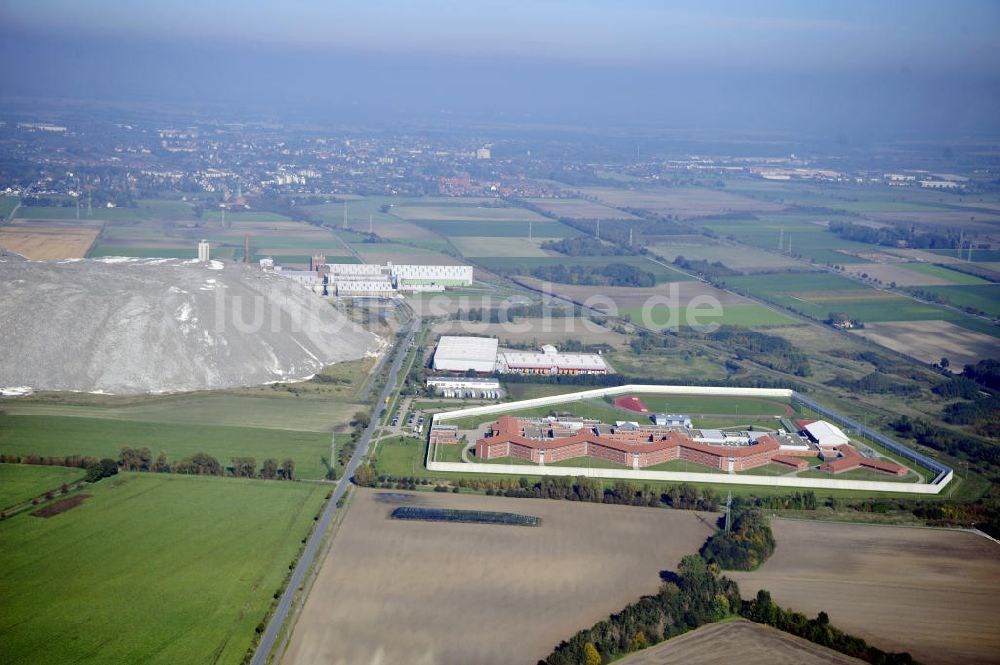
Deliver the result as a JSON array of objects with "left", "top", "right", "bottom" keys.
[
  {"left": 828, "top": 371, "right": 921, "bottom": 396},
  {"left": 543, "top": 509, "right": 917, "bottom": 665},
  {"left": 709, "top": 327, "right": 812, "bottom": 377},
  {"left": 741, "top": 590, "right": 916, "bottom": 664},
  {"left": 829, "top": 220, "right": 960, "bottom": 250},
  {"left": 541, "top": 236, "right": 630, "bottom": 256},
  {"left": 543, "top": 555, "right": 741, "bottom": 665},
  {"left": 118, "top": 446, "right": 296, "bottom": 480},
  {"left": 530, "top": 262, "right": 656, "bottom": 288}
]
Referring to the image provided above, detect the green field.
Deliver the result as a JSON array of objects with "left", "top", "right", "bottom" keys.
[
  {"left": 901, "top": 262, "right": 991, "bottom": 285},
  {"left": 927, "top": 249, "right": 1000, "bottom": 262},
  {"left": 477, "top": 256, "right": 693, "bottom": 283},
  {"left": 911, "top": 284, "right": 1000, "bottom": 317},
  {"left": 621, "top": 302, "right": 800, "bottom": 328},
  {"left": 410, "top": 219, "right": 578, "bottom": 237},
  {"left": 611, "top": 394, "right": 792, "bottom": 416},
  {"left": 649, "top": 243, "right": 807, "bottom": 272},
  {"left": 450, "top": 237, "right": 553, "bottom": 257},
  {"left": 4, "top": 392, "right": 364, "bottom": 433},
  {"left": 723, "top": 271, "right": 969, "bottom": 323},
  {"left": 699, "top": 218, "right": 874, "bottom": 265},
  {"left": 0, "top": 464, "right": 86, "bottom": 511},
  {"left": 17, "top": 199, "right": 195, "bottom": 221},
  {"left": 0, "top": 415, "right": 332, "bottom": 480},
  {"left": 390, "top": 203, "right": 547, "bottom": 223},
  {"left": 0, "top": 473, "right": 326, "bottom": 664},
  {"left": 0, "top": 196, "right": 20, "bottom": 219}
]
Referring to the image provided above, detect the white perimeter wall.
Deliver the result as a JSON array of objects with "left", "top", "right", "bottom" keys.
[{"left": 428, "top": 384, "right": 951, "bottom": 495}]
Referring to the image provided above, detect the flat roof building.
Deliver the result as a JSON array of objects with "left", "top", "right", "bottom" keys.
[
  {"left": 499, "top": 344, "right": 607, "bottom": 375},
  {"left": 803, "top": 420, "right": 850, "bottom": 447},
  {"left": 433, "top": 336, "right": 499, "bottom": 373}
]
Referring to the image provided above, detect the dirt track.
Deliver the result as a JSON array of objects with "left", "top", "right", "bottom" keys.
[
  {"left": 730, "top": 519, "right": 1000, "bottom": 665},
  {"left": 282, "top": 490, "right": 717, "bottom": 665}
]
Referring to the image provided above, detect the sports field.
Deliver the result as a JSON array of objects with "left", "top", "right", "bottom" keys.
[
  {"left": 0, "top": 464, "right": 86, "bottom": 511},
  {"left": 0, "top": 473, "right": 327, "bottom": 665},
  {"left": 730, "top": 520, "right": 1000, "bottom": 665},
  {"left": 0, "top": 415, "right": 332, "bottom": 479},
  {"left": 281, "top": 489, "right": 716, "bottom": 665},
  {"left": 612, "top": 394, "right": 793, "bottom": 416}
]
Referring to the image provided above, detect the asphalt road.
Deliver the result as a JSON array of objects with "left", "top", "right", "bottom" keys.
[{"left": 251, "top": 318, "right": 417, "bottom": 665}]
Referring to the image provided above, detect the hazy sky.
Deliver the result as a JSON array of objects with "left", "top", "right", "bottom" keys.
[{"left": 2, "top": 1, "right": 999, "bottom": 137}]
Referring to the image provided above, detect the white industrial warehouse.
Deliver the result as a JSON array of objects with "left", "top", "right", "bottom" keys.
[
  {"left": 803, "top": 420, "right": 850, "bottom": 447},
  {"left": 432, "top": 336, "right": 500, "bottom": 373},
  {"left": 267, "top": 259, "right": 473, "bottom": 296},
  {"left": 431, "top": 336, "right": 609, "bottom": 375}
]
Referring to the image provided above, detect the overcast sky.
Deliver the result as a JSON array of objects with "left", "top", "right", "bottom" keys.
[{"left": 2, "top": 1, "right": 998, "bottom": 137}]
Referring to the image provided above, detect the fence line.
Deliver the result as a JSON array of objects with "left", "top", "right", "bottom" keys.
[{"left": 428, "top": 384, "right": 953, "bottom": 493}]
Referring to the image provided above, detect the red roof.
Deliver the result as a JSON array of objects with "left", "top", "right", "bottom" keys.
[{"left": 483, "top": 417, "right": 780, "bottom": 458}]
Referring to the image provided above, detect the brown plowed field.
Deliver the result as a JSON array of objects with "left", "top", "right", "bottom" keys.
[
  {"left": 730, "top": 519, "right": 1000, "bottom": 665},
  {"left": 282, "top": 490, "right": 717, "bottom": 665},
  {"left": 617, "top": 619, "right": 865, "bottom": 665}
]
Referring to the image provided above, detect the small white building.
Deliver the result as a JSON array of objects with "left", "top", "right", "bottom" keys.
[
  {"left": 652, "top": 413, "right": 692, "bottom": 428},
  {"left": 197, "top": 239, "right": 211, "bottom": 262},
  {"left": 803, "top": 420, "right": 850, "bottom": 447}
]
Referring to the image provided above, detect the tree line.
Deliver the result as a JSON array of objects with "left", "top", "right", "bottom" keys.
[
  {"left": 829, "top": 220, "right": 960, "bottom": 250},
  {"left": 541, "top": 508, "right": 917, "bottom": 665},
  {"left": 530, "top": 262, "right": 656, "bottom": 288},
  {"left": 709, "top": 327, "right": 812, "bottom": 377}
]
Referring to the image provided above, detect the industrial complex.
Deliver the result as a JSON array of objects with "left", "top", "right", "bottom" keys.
[
  {"left": 432, "top": 335, "right": 609, "bottom": 375},
  {"left": 267, "top": 256, "right": 474, "bottom": 296}
]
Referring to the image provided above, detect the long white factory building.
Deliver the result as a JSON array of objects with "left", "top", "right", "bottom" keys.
[
  {"left": 269, "top": 259, "right": 473, "bottom": 296},
  {"left": 432, "top": 336, "right": 609, "bottom": 375}
]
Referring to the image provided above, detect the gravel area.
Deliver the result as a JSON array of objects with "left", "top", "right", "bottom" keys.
[{"left": 0, "top": 256, "right": 382, "bottom": 394}]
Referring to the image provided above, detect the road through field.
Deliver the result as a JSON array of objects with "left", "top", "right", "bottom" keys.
[{"left": 251, "top": 316, "right": 418, "bottom": 665}]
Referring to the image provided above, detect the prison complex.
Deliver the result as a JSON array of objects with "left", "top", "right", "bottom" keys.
[{"left": 473, "top": 415, "right": 907, "bottom": 475}]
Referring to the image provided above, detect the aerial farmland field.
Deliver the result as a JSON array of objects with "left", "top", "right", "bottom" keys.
[
  {"left": 524, "top": 197, "right": 642, "bottom": 220},
  {"left": 849, "top": 320, "right": 1000, "bottom": 368},
  {"left": 0, "top": 220, "right": 102, "bottom": 259},
  {"left": 0, "top": 414, "right": 334, "bottom": 480},
  {"left": 281, "top": 489, "right": 717, "bottom": 665},
  {"left": 0, "top": 473, "right": 327, "bottom": 665},
  {"left": 0, "top": 464, "right": 86, "bottom": 511},
  {"left": 576, "top": 186, "right": 785, "bottom": 218},
  {"left": 449, "top": 236, "right": 556, "bottom": 257},
  {"left": 729, "top": 520, "right": 1000, "bottom": 665},
  {"left": 616, "top": 620, "right": 866, "bottom": 665}
]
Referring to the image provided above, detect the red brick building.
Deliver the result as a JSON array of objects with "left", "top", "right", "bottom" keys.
[
  {"left": 474, "top": 416, "right": 782, "bottom": 472},
  {"left": 819, "top": 444, "right": 907, "bottom": 476}
]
